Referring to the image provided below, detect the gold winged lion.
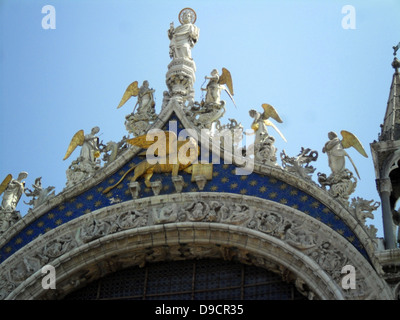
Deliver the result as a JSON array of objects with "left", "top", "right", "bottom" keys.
[{"left": 103, "top": 130, "right": 199, "bottom": 193}]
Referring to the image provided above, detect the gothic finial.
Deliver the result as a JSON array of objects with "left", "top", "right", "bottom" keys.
[
  {"left": 392, "top": 42, "right": 400, "bottom": 74},
  {"left": 393, "top": 42, "right": 400, "bottom": 56},
  {"left": 392, "top": 57, "right": 400, "bottom": 74}
]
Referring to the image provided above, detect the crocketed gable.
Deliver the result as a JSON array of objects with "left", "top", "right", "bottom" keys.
[{"left": 0, "top": 113, "right": 370, "bottom": 264}]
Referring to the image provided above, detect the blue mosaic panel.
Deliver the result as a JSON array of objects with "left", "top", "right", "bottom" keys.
[{"left": 0, "top": 114, "right": 370, "bottom": 264}]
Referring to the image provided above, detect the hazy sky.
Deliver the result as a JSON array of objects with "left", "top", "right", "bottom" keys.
[{"left": 1, "top": 0, "right": 399, "bottom": 237}]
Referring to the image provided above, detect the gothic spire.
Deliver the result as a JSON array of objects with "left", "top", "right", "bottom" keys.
[{"left": 379, "top": 46, "right": 400, "bottom": 141}]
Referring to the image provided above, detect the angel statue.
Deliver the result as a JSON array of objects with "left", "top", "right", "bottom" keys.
[
  {"left": 188, "top": 68, "right": 235, "bottom": 130},
  {"left": 0, "top": 172, "right": 27, "bottom": 212},
  {"left": 322, "top": 131, "right": 367, "bottom": 179},
  {"left": 249, "top": 103, "right": 287, "bottom": 145},
  {"left": 63, "top": 127, "right": 101, "bottom": 188},
  {"left": 247, "top": 104, "right": 286, "bottom": 166},
  {"left": 117, "top": 80, "right": 157, "bottom": 136},
  {"left": 117, "top": 80, "right": 156, "bottom": 117},
  {"left": 201, "top": 68, "right": 235, "bottom": 108},
  {"left": 63, "top": 127, "right": 101, "bottom": 163},
  {"left": 0, "top": 172, "right": 27, "bottom": 233},
  {"left": 318, "top": 131, "right": 368, "bottom": 203}
]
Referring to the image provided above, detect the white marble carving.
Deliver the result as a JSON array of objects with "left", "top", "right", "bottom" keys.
[
  {"left": 81, "top": 127, "right": 101, "bottom": 163},
  {"left": 0, "top": 193, "right": 391, "bottom": 300},
  {"left": 186, "top": 68, "right": 235, "bottom": 129},
  {"left": 0, "top": 172, "right": 27, "bottom": 234},
  {"left": 166, "top": 9, "right": 199, "bottom": 108},
  {"left": 129, "top": 181, "right": 141, "bottom": 199},
  {"left": 24, "top": 177, "right": 55, "bottom": 210},
  {"left": 101, "top": 138, "right": 128, "bottom": 167},
  {"left": 124, "top": 81, "right": 157, "bottom": 137},
  {"left": 168, "top": 9, "right": 199, "bottom": 60},
  {"left": 246, "top": 104, "right": 286, "bottom": 166},
  {"left": 0, "top": 172, "right": 27, "bottom": 212},
  {"left": 172, "top": 175, "right": 184, "bottom": 193},
  {"left": 318, "top": 131, "right": 368, "bottom": 204},
  {"left": 281, "top": 148, "right": 318, "bottom": 181},
  {"left": 64, "top": 127, "right": 102, "bottom": 189}
]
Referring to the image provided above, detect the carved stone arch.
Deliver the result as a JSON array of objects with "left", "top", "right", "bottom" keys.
[
  {"left": 0, "top": 194, "right": 393, "bottom": 300},
  {"left": 393, "top": 282, "right": 400, "bottom": 300},
  {"left": 382, "top": 149, "right": 400, "bottom": 179},
  {"left": 380, "top": 150, "right": 400, "bottom": 210},
  {"left": 4, "top": 224, "right": 338, "bottom": 300}
]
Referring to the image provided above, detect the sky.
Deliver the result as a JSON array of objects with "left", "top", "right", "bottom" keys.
[{"left": 0, "top": 0, "right": 399, "bottom": 238}]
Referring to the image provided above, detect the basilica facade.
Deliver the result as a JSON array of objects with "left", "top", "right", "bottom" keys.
[{"left": 0, "top": 8, "right": 399, "bottom": 300}]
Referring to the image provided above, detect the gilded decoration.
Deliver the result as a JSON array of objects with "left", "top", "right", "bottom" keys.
[
  {"left": 0, "top": 116, "right": 371, "bottom": 263},
  {"left": 0, "top": 8, "right": 394, "bottom": 300}
]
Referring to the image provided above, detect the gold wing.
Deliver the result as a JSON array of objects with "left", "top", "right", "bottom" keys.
[
  {"left": 222, "top": 86, "right": 237, "bottom": 108},
  {"left": 218, "top": 68, "right": 234, "bottom": 96},
  {"left": 127, "top": 130, "right": 178, "bottom": 156},
  {"left": 261, "top": 103, "right": 283, "bottom": 123},
  {"left": 340, "top": 130, "right": 368, "bottom": 157},
  {"left": 0, "top": 174, "right": 12, "bottom": 196},
  {"left": 63, "top": 130, "right": 85, "bottom": 160},
  {"left": 117, "top": 81, "right": 139, "bottom": 109},
  {"left": 264, "top": 119, "right": 287, "bottom": 142}
]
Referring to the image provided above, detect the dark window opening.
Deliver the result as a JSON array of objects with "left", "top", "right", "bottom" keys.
[{"left": 64, "top": 259, "right": 307, "bottom": 300}]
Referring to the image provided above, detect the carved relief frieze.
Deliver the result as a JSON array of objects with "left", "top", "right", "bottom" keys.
[
  {"left": 43, "top": 235, "right": 78, "bottom": 259},
  {"left": 0, "top": 193, "right": 391, "bottom": 300}
]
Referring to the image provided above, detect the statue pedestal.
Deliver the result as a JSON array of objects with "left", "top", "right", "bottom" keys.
[
  {"left": 172, "top": 175, "right": 184, "bottom": 193},
  {"left": 194, "top": 175, "right": 207, "bottom": 190},
  {"left": 150, "top": 181, "right": 162, "bottom": 196},
  {"left": 166, "top": 58, "right": 196, "bottom": 105},
  {"left": 129, "top": 182, "right": 141, "bottom": 199}
]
